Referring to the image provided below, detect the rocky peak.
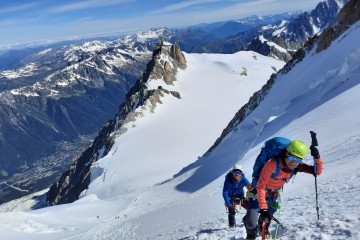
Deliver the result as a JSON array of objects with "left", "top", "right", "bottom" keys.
[
  {"left": 46, "top": 40, "right": 186, "bottom": 205},
  {"left": 148, "top": 38, "right": 187, "bottom": 85},
  {"left": 170, "top": 43, "right": 187, "bottom": 70},
  {"left": 112, "top": 39, "right": 186, "bottom": 135},
  {"left": 316, "top": 0, "right": 360, "bottom": 52}
]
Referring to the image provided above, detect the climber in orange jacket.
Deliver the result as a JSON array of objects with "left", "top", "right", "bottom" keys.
[{"left": 244, "top": 140, "right": 323, "bottom": 240}]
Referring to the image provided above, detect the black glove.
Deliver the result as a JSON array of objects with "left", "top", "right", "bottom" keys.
[
  {"left": 310, "top": 146, "right": 320, "bottom": 159},
  {"left": 259, "top": 209, "right": 272, "bottom": 220}
]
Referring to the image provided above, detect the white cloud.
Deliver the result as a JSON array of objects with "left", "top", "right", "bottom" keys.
[
  {"left": 153, "top": 0, "right": 222, "bottom": 13},
  {"left": 49, "top": 0, "right": 135, "bottom": 13},
  {"left": 0, "top": 2, "right": 40, "bottom": 14}
]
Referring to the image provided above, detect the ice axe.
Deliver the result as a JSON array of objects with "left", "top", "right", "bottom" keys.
[
  {"left": 310, "top": 131, "right": 320, "bottom": 220},
  {"left": 262, "top": 215, "right": 285, "bottom": 240}
]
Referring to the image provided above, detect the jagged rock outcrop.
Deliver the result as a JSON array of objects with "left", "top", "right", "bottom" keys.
[
  {"left": 245, "top": 37, "right": 292, "bottom": 62},
  {"left": 316, "top": 0, "right": 360, "bottom": 52},
  {"left": 47, "top": 39, "right": 186, "bottom": 205},
  {"left": 170, "top": 43, "right": 187, "bottom": 70},
  {"left": 206, "top": 0, "right": 358, "bottom": 154}
]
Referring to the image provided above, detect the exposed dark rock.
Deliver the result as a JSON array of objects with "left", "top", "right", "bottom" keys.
[
  {"left": 316, "top": 0, "right": 360, "bottom": 52},
  {"left": 245, "top": 37, "right": 292, "bottom": 62},
  {"left": 170, "top": 43, "right": 187, "bottom": 69}
]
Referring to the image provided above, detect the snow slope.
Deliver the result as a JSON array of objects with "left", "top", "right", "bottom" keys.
[
  {"left": 0, "top": 19, "right": 359, "bottom": 240},
  {"left": 87, "top": 50, "right": 283, "bottom": 199},
  {"left": 0, "top": 48, "right": 284, "bottom": 239}
]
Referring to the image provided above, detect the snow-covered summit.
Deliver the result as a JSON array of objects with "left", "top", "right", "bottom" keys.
[{"left": 120, "top": 28, "right": 171, "bottom": 45}]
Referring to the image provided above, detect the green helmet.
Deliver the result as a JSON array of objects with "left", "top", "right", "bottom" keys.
[{"left": 286, "top": 140, "right": 308, "bottom": 159}]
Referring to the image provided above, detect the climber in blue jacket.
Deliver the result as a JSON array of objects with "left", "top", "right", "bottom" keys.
[{"left": 223, "top": 164, "right": 251, "bottom": 228}]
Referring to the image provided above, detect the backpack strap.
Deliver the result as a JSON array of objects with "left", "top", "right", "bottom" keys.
[
  {"left": 270, "top": 157, "right": 296, "bottom": 183},
  {"left": 270, "top": 157, "right": 281, "bottom": 179},
  {"left": 226, "top": 171, "right": 244, "bottom": 197}
]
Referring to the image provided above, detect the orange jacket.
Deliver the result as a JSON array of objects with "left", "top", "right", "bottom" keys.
[{"left": 257, "top": 157, "right": 323, "bottom": 210}]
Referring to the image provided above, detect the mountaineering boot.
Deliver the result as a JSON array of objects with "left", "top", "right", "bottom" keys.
[
  {"left": 245, "top": 233, "right": 256, "bottom": 240},
  {"left": 228, "top": 215, "right": 235, "bottom": 227},
  {"left": 228, "top": 220, "right": 235, "bottom": 228},
  {"left": 228, "top": 206, "right": 236, "bottom": 228}
]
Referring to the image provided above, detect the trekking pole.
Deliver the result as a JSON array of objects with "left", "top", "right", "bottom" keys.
[{"left": 310, "top": 131, "right": 320, "bottom": 220}]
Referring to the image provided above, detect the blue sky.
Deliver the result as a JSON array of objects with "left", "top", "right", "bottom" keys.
[{"left": 0, "top": 0, "right": 323, "bottom": 50}]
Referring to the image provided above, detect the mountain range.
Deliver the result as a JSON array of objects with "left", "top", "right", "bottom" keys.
[
  {"left": 190, "top": 0, "right": 348, "bottom": 61},
  {"left": 0, "top": 38, "right": 153, "bottom": 203},
  {"left": 0, "top": 0, "right": 348, "bottom": 204}
]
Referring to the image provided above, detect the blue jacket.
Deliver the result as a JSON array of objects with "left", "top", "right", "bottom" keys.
[{"left": 223, "top": 172, "right": 250, "bottom": 207}]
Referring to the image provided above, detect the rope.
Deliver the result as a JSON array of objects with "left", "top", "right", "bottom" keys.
[{"left": 274, "top": 191, "right": 282, "bottom": 239}]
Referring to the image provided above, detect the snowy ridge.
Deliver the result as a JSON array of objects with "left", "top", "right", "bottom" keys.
[
  {"left": 258, "top": 35, "right": 288, "bottom": 53},
  {"left": 65, "top": 41, "right": 109, "bottom": 56},
  {"left": 120, "top": 28, "right": 170, "bottom": 45},
  {"left": 8, "top": 40, "right": 151, "bottom": 98},
  {"left": 35, "top": 48, "right": 53, "bottom": 56},
  {"left": 0, "top": 63, "right": 39, "bottom": 80},
  {"left": 135, "top": 29, "right": 168, "bottom": 43},
  {"left": 1, "top": 27, "right": 184, "bottom": 100},
  {"left": 112, "top": 41, "right": 187, "bottom": 136},
  {"left": 195, "top": 0, "right": 349, "bottom": 61},
  {"left": 86, "top": 50, "right": 284, "bottom": 199}
]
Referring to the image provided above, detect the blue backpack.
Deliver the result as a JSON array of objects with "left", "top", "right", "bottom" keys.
[{"left": 251, "top": 137, "right": 291, "bottom": 186}]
